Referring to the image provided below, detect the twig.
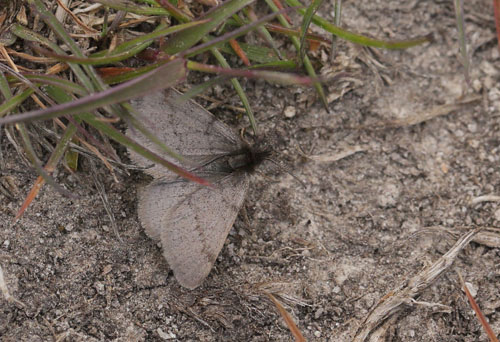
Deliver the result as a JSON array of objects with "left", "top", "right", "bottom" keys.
[
  {"left": 470, "top": 194, "right": 500, "bottom": 205},
  {"left": 353, "top": 228, "right": 480, "bottom": 342}
]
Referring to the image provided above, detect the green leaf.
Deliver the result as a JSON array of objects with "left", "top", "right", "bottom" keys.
[
  {"left": 92, "top": 0, "right": 170, "bottom": 16},
  {"left": 0, "top": 89, "right": 34, "bottom": 118},
  {"left": 264, "top": 0, "right": 328, "bottom": 109},
  {"left": 286, "top": 0, "right": 432, "bottom": 49},
  {"left": 216, "top": 42, "right": 284, "bottom": 64},
  {"left": 34, "top": 21, "right": 206, "bottom": 66},
  {"left": 163, "top": 0, "right": 255, "bottom": 55},
  {"left": 6, "top": 74, "right": 87, "bottom": 96},
  {"left": 299, "top": 0, "right": 324, "bottom": 61}
]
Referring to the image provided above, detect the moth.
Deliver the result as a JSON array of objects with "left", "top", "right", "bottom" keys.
[{"left": 127, "top": 89, "right": 267, "bottom": 289}]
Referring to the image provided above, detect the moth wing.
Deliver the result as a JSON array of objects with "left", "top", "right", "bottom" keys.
[
  {"left": 138, "top": 172, "right": 249, "bottom": 289},
  {"left": 127, "top": 88, "right": 242, "bottom": 178}
]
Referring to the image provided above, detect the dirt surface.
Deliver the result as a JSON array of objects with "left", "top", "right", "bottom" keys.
[{"left": 1, "top": 0, "right": 499, "bottom": 341}]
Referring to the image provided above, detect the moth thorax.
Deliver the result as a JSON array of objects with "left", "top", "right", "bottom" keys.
[{"left": 228, "top": 152, "right": 252, "bottom": 171}]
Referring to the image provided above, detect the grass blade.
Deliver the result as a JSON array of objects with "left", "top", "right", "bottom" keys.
[
  {"left": 94, "top": 0, "right": 170, "bottom": 16},
  {"left": 0, "top": 58, "right": 187, "bottom": 125},
  {"left": 31, "top": 21, "right": 208, "bottom": 66},
  {"left": 162, "top": 0, "right": 255, "bottom": 55},
  {"left": 207, "top": 44, "right": 258, "bottom": 134},
  {"left": 182, "top": 7, "right": 289, "bottom": 58},
  {"left": 187, "top": 61, "right": 314, "bottom": 85},
  {"left": 264, "top": 0, "right": 328, "bottom": 109},
  {"left": 0, "top": 89, "right": 34, "bottom": 118},
  {"left": 7, "top": 74, "right": 87, "bottom": 96},
  {"left": 80, "top": 112, "right": 210, "bottom": 185},
  {"left": 299, "top": 0, "right": 324, "bottom": 62},
  {"left": 285, "top": 0, "right": 432, "bottom": 49}
]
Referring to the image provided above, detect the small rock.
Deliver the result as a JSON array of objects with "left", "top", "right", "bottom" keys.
[
  {"left": 467, "top": 122, "right": 477, "bottom": 133},
  {"left": 284, "top": 106, "right": 296, "bottom": 118},
  {"left": 377, "top": 182, "right": 401, "bottom": 208},
  {"left": 157, "top": 328, "right": 176, "bottom": 340},
  {"left": 314, "top": 308, "right": 324, "bottom": 319},
  {"left": 464, "top": 282, "right": 477, "bottom": 297}
]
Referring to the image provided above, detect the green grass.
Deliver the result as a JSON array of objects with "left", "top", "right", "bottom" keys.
[{"left": 0, "top": 0, "right": 435, "bottom": 221}]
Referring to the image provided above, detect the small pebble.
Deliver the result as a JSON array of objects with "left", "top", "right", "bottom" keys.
[
  {"left": 157, "top": 328, "right": 176, "bottom": 340},
  {"left": 284, "top": 106, "right": 296, "bottom": 118},
  {"left": 464, "top": 282, "right": 477, "bottom": 297}
]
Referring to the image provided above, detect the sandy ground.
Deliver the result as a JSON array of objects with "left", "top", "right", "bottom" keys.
[{"left": 1, "top": 0, "right": 499, "bottom": 341}]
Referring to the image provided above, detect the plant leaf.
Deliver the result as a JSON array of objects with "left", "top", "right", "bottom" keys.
[
  {"left": 0, "top": 58, "right": 187, "bottom": 125},
  {"left": 163, "top": 0, "right": 255, "bottom": 55}
]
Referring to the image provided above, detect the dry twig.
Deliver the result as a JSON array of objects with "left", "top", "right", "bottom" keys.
[{"left": 353, "top": 228, "right": 480, "bottom": 342}]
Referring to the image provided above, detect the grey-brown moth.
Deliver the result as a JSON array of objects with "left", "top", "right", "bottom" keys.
[{"left": 127, "top": 88, "right": 266, "bottom": 289}]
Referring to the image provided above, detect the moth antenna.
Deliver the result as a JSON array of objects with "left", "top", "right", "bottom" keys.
[{"left": 264, "top": 158, "right": 306, "bottom": 189}]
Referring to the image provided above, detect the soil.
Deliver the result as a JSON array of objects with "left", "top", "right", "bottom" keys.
[{"left": 1, "top": 0, "right": 499, "bottom": 341}]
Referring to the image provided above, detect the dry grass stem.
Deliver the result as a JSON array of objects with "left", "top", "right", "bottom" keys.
[
  {"left": 470, "top": 194, "right": 500, "bottom": 205},
  {"left": 353, "top": 228, "right": 480, "bottom": 342},
  {"left": 385, "top": 95, "right": 481, "bottom": 128}
]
